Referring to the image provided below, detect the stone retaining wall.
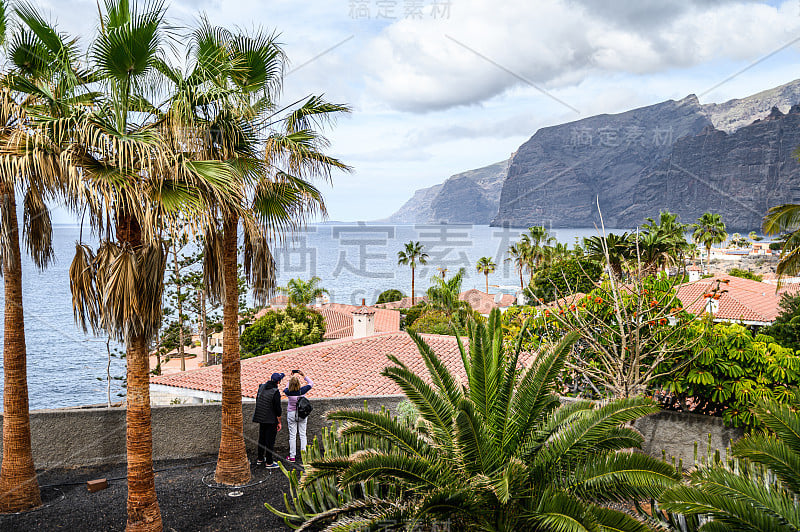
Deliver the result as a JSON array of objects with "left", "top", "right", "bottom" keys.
[
  {"left": 0, "top": 398, "right": 743, "bottom": 470},
  {"left": 0, "top": 396, "right": 405, "bottom": 469}
]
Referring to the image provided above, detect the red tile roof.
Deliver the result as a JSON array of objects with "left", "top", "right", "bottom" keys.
[
  {"left": 374, "top": 295, "right": 426, "bottom": 309},
  {"left": 247, "top": 303, "right": 401, "bottom": 340},
  {"left": 317, "top": 303, "right": 400, "bottom": 339},
  {"left": 536, "top": 292, "right": 587, "bottom": 310},
  {"left": 675, "top": 275, "right": 785, "bottom": 324},
  {"left": 458, "top": 289, "right": 516, "bottom": 314},
  {"left": 151, "top": 332, "right": 466, "bottom": 399}
]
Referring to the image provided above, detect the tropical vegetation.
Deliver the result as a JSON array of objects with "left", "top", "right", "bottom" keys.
[
  {"left": 475, "top": 256, "right": 496, "bottom": 294},
  {"left": 764, "top": 203, "right": 800, "bottom": 279},
  {"left": 240, "top": 306, "right": 325, "bottom": 358},
  {"left": 280, "top": 277, "right": 330, "bottom": 306},
  {"left": 692, "top": 212, "right": 727, "bottom": 265},
  {"left": 376, "top": 288, "right": 404, "bottom": 304},
  {"left": 286, "top": 310, "right": 679, "bottom": 530},
  {"left": 762, "top": 292, "right": 800, "bottom": 352}
]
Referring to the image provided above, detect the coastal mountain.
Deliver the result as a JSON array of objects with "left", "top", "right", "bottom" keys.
[
  {"left": 386, "top": 79, "right": 800, "bottom": 230},
  {"left": 383, "top": 160, "right": 508, "bottom": 224}
]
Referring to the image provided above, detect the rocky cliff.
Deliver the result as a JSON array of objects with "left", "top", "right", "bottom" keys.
[
  {"left": 386, "top": 79, "right": 800, "bottom": 229},
  {"left": 492, "top": 79, "right": 800, "bottom": 230},
  {"left": 384, "top": 160, "right": 508, "bottom": 223}
]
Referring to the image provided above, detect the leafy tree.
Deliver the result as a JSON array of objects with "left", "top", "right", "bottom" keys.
[
  {"left": 376, "top": 289, "right": 404, "bottom": 304},
  {"left": 397, "top": 241, "right": 428, "bottom": 305},
  {"left": 761, "top": 292, "right": 800, "bottom": 352},
  {"left": 475, "top": 256, "right": 496, "bottom": 293},
  {"left": 240, "top": 306, "right": 324, "bottom": 357},
  {"left": 660, "top": 391, "right": 800, "bottom": 530},
  {"left": 406, "top": 309, "right": 455, "bottom": 335},
  {"left": 727, "top": 268, "right": 762, "bottom": 282},
  {"left": 280, "top": 277, "right": 329, "bottom": 306},
  {"left": 399, "top": 302, "right": 428, "bottom": 330},
  {"left": 692, "top": 212, "right": 727, "bottom": 266},
  {"left": 653, "top": 321, "right": 800, "bottom": 428},
  {"left": 525, "top": 257, "right": 602, "bottom": 303},
  {"left": 728, "top": 232, "right": 749, "bottom": 248},
  {"left": 749, "top": 230, "right": 763, "bottom": 242},
  {"left": 295, "top": 311, "right": 679, "bottom": 530},
  {"left": 530, "top": 274, "right": 700, "bottom": 398}
]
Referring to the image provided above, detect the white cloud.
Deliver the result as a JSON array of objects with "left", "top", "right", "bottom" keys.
[{"left": 363, "top": 0, "right": 800, "bottom": 112}]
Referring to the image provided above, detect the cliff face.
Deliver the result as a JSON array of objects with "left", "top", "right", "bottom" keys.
[
  {"left": 384, "top": 160, "right": 508, "bottom": 224},
  {"left": 386, "top": 79, "right": 800, "bottom": 229},
  {"left": 492, "top": 95, "right": 712, "bottom": 228},
  {"left": 622, "top": 105, "right": 800, "bottom": 230}
]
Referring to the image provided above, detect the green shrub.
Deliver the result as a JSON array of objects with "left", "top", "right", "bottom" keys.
[
  {"left": 653, "top": 321, "right": 800, "bottom": 427},
  {"left": 406, "top": 309, "right": 455, "bottom": 335},
  {"left": 239, "top": 306, "right": 324, "bottom": 358},
  {"left": 525, "top": 257, "right": 602, "bottom": 303},
  {"left": 770, "top": 241, "right": 783, "bottom": 251},
  {"left": 727, "top": 268, "right": 762, "bottom": 282},
  {"left": 375, "top": 289, "right": 404, "bottom": 304},
  {"left": 399, "top": 301, "right": 428, "bottom": 329},
  {"left": 762, "top": 293, "right": 800, "bottom": 352}
]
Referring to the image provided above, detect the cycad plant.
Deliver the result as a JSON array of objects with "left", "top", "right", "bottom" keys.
[
  {"left": 296, "top": 309, "right": 679, "bottom": 531},
  {"left": 660, "top": 391, "right": 800, "bottom": 531}
]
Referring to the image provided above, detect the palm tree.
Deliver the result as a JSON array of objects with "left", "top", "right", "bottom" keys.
[
  {"left": 162, "top": 21, "right": 349, "bottom": 485},
  {"left": 520, "top": 225, "right": 555, "bottom": 280},
  {"left": 280, "top": 277, "right": 329, "bottom": 306},
  {"left": 475, "top": 256, "right": 496, "bottom": 293},
  {"left": 506, "top": 241, "right": 529, "bottom": 289},
  {"left": 0, "top": 2, "right": 86, "bottom": 512},
  {"left": 426, "top": 267, "right": 471, "bottom": 321},
  {"left": 300, "top": 310, "right": 679, "bottom": 530},
  {"left": 692, "top": 212, "right": 727, "bottom": 266},
  {"left": 763, "top": 203, "right": 800, "bottom": 279},
  {"left": 397, "top": 241, "right": 428, "bottom": 305},
  {"left": 661, "top": 391, "right": 800, "bottom": 530},
  {"left": 62, "top": 2, "right": 242, "bottom": 529},
  {"left": 584, "top": 232, "right": 635, "bottom": 279}
]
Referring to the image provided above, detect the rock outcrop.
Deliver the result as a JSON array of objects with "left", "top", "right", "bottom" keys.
[{"left": 384, "top": 160, "right": 508, "bottom": 224}]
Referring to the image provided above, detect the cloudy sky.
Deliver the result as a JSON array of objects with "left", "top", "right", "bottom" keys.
[{"left": 39, "top": 0, "right": 800, "bottom": 222}]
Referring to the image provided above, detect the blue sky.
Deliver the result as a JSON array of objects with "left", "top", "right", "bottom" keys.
[{"left": 40, "top": 0, "right": 800, "bottom": 222}]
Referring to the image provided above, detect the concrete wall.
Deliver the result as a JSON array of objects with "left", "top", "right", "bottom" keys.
[
  {"left": 633, "top": 410, "right": 744, "bottom": 467},
  {"left": 0, "top": 396, "right": 405, "bottom": 469},
  {"left": 0, "top": 398, "right": 743, "bottom": 470}
]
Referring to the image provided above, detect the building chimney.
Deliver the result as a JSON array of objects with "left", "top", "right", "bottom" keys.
[
  {"left": 352, "top": 298, "right": 376, "bottom": 338},
  {"left": 705, "top": 296, "right": 719, "bottom": 315}
]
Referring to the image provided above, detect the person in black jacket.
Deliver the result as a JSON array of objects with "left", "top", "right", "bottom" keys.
[{"left": 253, "top": 372, "right": 284, "bottom": 468}]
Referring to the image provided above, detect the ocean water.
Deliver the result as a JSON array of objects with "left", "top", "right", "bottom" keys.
[{"left": 0, "top": 223, "right": 616, "bottom": 410}]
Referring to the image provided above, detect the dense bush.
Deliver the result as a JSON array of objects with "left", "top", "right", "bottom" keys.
[
  {"left": 375, "top": 288, "right": 404, "bottom": 304},
  {"left": 525, "top": 257, "right": 602, "bottom": 303},
  {"left": 239, "top": 306, "right": 324, "bottom": 358},
  {"left": 727, "top": 268, "right": 762, "bottom": 282},
  {"left": 770, "top": 241, "right": 783, "bottom": 251},
  {"left": 653, "top": 321, "right": 800, "bottom": 427},
  {"left": 762, "top": 293, "right": 800, "bottom": 352},
  {"left": 399, "top": 301, "right": 428, "bottom": 329}
]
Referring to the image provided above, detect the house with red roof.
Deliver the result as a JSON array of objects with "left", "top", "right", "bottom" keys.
[
  {"left": 675, "top": 274, "right": 793, "bottom": 326},
  {"left": 150, "top": 332, "right": 467, "bottom": 403}
]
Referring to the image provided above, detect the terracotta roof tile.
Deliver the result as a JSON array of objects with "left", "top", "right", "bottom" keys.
[
  {"left": 676, "top": 274, "right": 785, "bottom": 324},
  {"left": 151, "top": 332, "right": 468, "bottom": 399}
]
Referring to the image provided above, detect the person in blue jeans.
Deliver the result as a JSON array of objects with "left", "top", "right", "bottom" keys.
[
  {"left": 252, "top": 372, "right": 284, "bottom": 468},
  {"left": 284, "top": 370, "right": 313, "bottom": 462}
]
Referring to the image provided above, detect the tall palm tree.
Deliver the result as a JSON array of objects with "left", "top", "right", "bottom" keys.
[
  {"left": 661, "top": 390, "right": 800, "bottom": 530},
  {"left": 62, "top": 2, "right": 242, "bottom": 529},
  {"left": 0, "top": 2, "right": 87, "bottom": 512},
  {"left": 475, "top": 256, "right": 496, "bottom": 293},
  {"left": 763, "top": 203, "right": 800, "bottom": 279},
  {"left": 692, "top": 212, "right": 727, "bottom": 266},
  {"left": 506, "top": 241, "right": 529, "bottom": 289},
  {"left": 520, "top": 225, "right": 555, "bottom": 279},
  {"left": 280, "top": 277, "right": 329, "bottom": 306},
  {"left": 162, "top": 21, "right": 349, "bottom": 485},
  {"left": 426, "top": 266, "right": 470, "bottom": 320},
  {"left": 397, "top": 241, "right": 428, "bottom": 305},
  {"left": 300, "top": 311, "right": 679, "bottom": 530}
]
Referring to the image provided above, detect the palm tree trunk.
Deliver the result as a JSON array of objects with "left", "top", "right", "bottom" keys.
[
  {"left": 215, "top": 213, "right": 251, "bottom": 485},
  {"left": 0, "top": 187, "right": 41, "bottom": 513},
  {"left": 484, "top": 273, "right": 489, "bottom": 294},
  {"left": 199, "top": 290, "right": 208, "bottom": 365},
  {"left": 117, "top": 211, "right": 162, "bottom": 532},
  {"left": 125, "top": 334, "right": 162, "bottom": 532},
  {"left": 172, "top": 241, "right": 185, "bottom": 372},
  {"left": 411, "top": 266, "right": 415, "bottom": 306}
]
